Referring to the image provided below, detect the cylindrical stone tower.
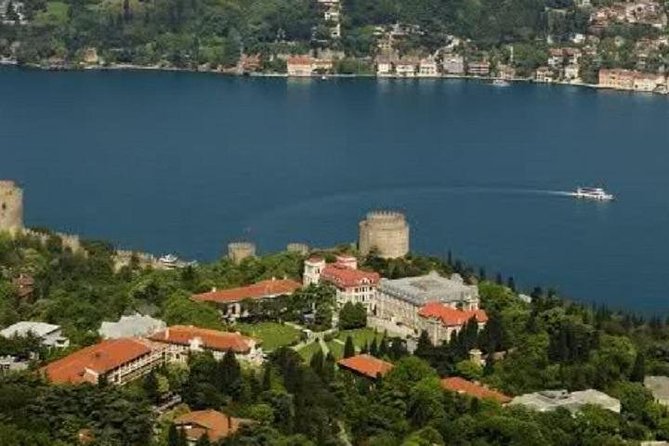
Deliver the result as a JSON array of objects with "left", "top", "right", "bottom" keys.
[
  {"left": 286, "top": 243, "right": 309, "bottom": 255},
  {"left": 228, "top": 242, "right": 256, "bottom": 264},
  {"left": 358, "top": 211, "right": 409, "bottom": 259},
  {"left": 0, "top": 180, "right": 24, "bottom": 233}
]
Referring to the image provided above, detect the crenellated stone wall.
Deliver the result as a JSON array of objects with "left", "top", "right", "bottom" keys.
[{"left": 358, "top": 210, "right": 410, "bottom": 259}]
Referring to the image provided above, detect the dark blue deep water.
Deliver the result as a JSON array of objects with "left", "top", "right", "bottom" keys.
[{"left": 1, "top": 67, "right": 669, "bottom": 311}]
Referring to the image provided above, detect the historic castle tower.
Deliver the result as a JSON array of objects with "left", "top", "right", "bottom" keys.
[
  {"left": 228, "top": 242, "right": 256, "bottom": 265},
  {"left": 358, "top": 211, "right": 409, "bottom": 259},
  {"left": 0, "top": 181, "right": 24, "bottom": 233}
]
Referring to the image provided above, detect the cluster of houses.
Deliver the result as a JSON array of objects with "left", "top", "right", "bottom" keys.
[
  {"left": 374, "top": 55, "right": 493, "bottom": 78},
  {"left": 599, "top": 68, "right": 669, "bottom": 93},
  {"left": 316, "top": 0, "right": 341, "bottom": 39},
  {"left": 589, "top": 0, "right": 667, "bottom": 32},
  {"left": 535, "top": 47, "right": 584, "bottom": 83}
]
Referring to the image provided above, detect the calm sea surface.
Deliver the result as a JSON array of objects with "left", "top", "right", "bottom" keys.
[{"left": 1, "top": 67, "right": 668, "bottom": 311}]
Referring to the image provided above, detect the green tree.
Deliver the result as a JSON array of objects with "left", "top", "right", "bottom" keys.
[
  {"left": 339, "top": 302, "right": 367, "bottom": 329},
  {"left": 344, "top": 335, "right": 355, "bottom": 358}
]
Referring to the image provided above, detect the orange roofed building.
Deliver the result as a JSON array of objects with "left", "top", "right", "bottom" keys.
[
  {"left": 337, "top": 354, "right": 393, "bottom": 379},
  {"left": 149, "top": 325, "right": 261, "bottom": 363},
  {"left": 42, "top": 338, "right": 164, "bottom": 386},
  {"left": 303, "top": 256, "right": 380, "bottom": 313},
  {"left": 418, "top": 301, "right": 488, "bottom": 344},
  {"left": 174, "top": 409, "right": 253, "bottom": 444},
  {"left": 441, "top": 377, "right": 511, "bottom": 404},
  {"left": 191, "top": 278, "right": 301, "bottom": 319}
]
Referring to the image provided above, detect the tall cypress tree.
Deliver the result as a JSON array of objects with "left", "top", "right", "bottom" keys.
[
  {"left": 369, "top": 338, "right": 379, "bottom": 357},
  {"left": 343, "top": 335, "right": 355, "bottom": 358},
  {"left": 630, "top": 352, "right": 646, "bottom": 382},
  {"left": 262, "top": 363, "right": 272, "bottom": 391}
]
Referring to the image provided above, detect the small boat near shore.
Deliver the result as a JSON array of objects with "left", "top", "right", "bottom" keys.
[
  {"left": 492, "top": 79, "right": 510, "bottom": 87},
  {"left": 572, "top": 187, "right": 615, "bottom": 201}
]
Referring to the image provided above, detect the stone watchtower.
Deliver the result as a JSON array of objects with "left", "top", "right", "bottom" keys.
[
  {"left": 228, "top": 242, "right": 256, "bottom": 265},
  {"left": 0, "top": 181, "right": 24, "bottom": 233},
  {"left": 358, "top": 211, "right": 410, "bottom": 259}
]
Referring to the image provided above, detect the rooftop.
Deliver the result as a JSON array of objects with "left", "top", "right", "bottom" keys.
[
  {"left": 379, "top": 271, "right": 478, "bottom": 306},
  {"left": 321, "top": 264, "right": 380, "bottom": 289},
  {"left": 510, "top": 389, "right": 621, "bottom": 413},
  {"left": 149, "top": 325, "right": 255, "bottom": 353},
  {"left": 337, "top": 354, "right": 393, "bottom": 379},
  {"left": 441, "top": 377, "right": 511, "bottom": 404},
  {"left": 645, "top": 376, "right": 669, "bottom": 403},
  {"left": 1, "top": 321, "right": 61, "bottom": 338},
  {"left": 174, "top": 410, "right": 250, "bottom": 442},
  {"left": 191, "top": 279, "right": 301, "bottom": 304},
  {"left": 99, "top": 314, "right": 166, "bottom": 339},
  {"left": 419, "top": 302, "right": 488, "bottom": 327},
  {"left": 43, "top": 338, "right": 157, "bottom": 384}
]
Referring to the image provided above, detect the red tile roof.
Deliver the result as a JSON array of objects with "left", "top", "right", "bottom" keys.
[
  {"left": 43, "top": 338, "right": 156, "bottom": 384},
  {"left": 150, "top": 325, "right": 255, "bottom": 353},
  {"left": 321, "top": 264, "right": 380, "bottom": 289},
  {"left": 191, "top": 279, "right": 301, "bottom": 304},
  {"left": 174, "top": 410, "right": 249, "bottom": 442},
  {"left": 337, "top": 354, "right": 393, "bottom": 379},
  {"left": 441, "top": 377, "right": 511, "bottom": 404},
  {"left": 418, "top": 302, "right": 488, "bottom": 327},
  {"left": 287, "top": 55, "right": 312, "bottom": 66}
]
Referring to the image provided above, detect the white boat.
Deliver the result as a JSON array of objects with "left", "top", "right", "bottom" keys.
[
  {"left": 492, "top": 79, "right": 510, "bottom": 87},
  {"left": 159, "top": 254, "right": 179, "bottom": 266},
  {"left": 573, "top": 187, "right": 615, "bottom": 201}
]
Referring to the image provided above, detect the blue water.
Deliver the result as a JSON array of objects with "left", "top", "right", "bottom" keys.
[{"left": 1, "top": 67, "right": 668, "bottom": 311}]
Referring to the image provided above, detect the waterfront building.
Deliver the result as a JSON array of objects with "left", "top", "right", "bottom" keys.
[
  {"left": 303, "top": 255, "right": 380, "bottom": 312},
  {"left": 548, "top": 48, "right": 565, "bottom": 68},
  {"left": 442, "top": 54, "right": 465, "bottom": 74},
  {"left": 375, "top": 56, "right": 394, "bottom": 76},
  {"left": 174, "top": 410, "right": 252, "bottom": 444},
  {"left": 1, "top": 321, "right": 69, "bottom": 348},
  {"left": 376, "top": 272, "right": 480, "bottom": 335},
  {"left": 42, "top": 338, "right": 164, "bottom": 385},
  {"left": 418, "top": 302, "right": 488, "bottom": 344},
  {"left": 149, "top": 325, "right": 261, "bottom": 363},
  {"left": 633, "top": 72, "right": 665, "bottom": 92},
  {"left": 287, "top": 55, "right": 313, "bottom": 77},
  {"left": 337, "top": 354, "right": 393, "bottom": 379},
  {"left": 395, "top": 58, "right": 418, "bottom": 77},
  {"left": 467, "top": 61, "right": 491, "bottom": 76},
  {"left": 441, "top": 377, "right": 511, "bottom": 404},
  {"left": 418, "top": 58, "right": 438, "bottom": 77},
  {"left": 535, "top": 66, "right": 554, "bottom": 83},
  {"left": 599, "top": 68, "right": 636, "bottom": 90},
  {"left": 497, "top": 64, "right": 516, "bottom": 80},
  {"left": 359, "top": 211, "right": 410, "bottom": 259},
  {"left": 564, "top": 64, "right": 580, "bottom": 82},
  {"left": 510, "top": 389, "right": 621, "bottom": 413},
  {"left": 99, "top": 314, "right": 166, "bottom": 339},
  {"left": 191, "top": 278, "right": 301, "bottom": 319}
]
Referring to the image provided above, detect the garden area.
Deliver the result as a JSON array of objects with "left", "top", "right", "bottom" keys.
[{"left": 235, "top": 322, "right": 302, "bottom": 352}]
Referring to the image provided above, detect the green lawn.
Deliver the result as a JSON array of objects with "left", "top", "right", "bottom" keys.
[
  {"left": 35, "top": 2, "right": 69, "bottom": 25},
  {"left": 235, "top": 322, "right": 302, "bottom": 352},
  {"left": 326, "top": 340, "right": 344, "bottom": 359},
  {"left": 336, "top": 328, "right": 384, "bottom": 350},
  {"left": 298, "top": 341, "right": 323, "bottom": 362}
]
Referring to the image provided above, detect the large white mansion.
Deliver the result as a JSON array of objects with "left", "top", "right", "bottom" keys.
[{"left": 304, "top": 258, "right": 487, "bottom": 344}]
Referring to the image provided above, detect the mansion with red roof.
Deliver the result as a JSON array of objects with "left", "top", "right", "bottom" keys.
[
  {"left": 337, "top": 354, "right": 394, "bottom": 380},
  {"left": 150, "top": 325, "right": 261, "bottom": 364},
  {"left": 303, "top": 255, "right": 380, "bottom": 313},
  {"left": 191, "top": 278, "right": 301, "bottom": 320},
  {"left": 42, "top": 337, "right": 165, "bottom": 386}
]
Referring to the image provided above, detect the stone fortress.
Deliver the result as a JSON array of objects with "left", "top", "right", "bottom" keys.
[
  {"left": 0, "top": 180, "right": 23, "bottom": 233},
  {"left": 358, "top": 211, "right": 410, "bottom": 259},
  {"left": 228, "top": 242, "right": 257, "bottom": 264}
]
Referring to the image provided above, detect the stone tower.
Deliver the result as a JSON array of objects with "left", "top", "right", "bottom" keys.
[
  {"left": 359, "top": 211, "right": 409, "bottom": 259},
  {"left": 228, "top": 242, "right": 256, "bottom": 265},
  {"left": 0, "top": 181, "right": 24, "bottom": 233}
]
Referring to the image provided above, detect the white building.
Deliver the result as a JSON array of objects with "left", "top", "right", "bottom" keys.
[
  {"left": 376, "top": 272, "right": 480, "bottom": 334},
  {"left": 418, "top": 59, "right": 438, "bottom": 77},
  {"left": 510, "top": 389, "right": 621, "bottom": 413},
  {"left": 99, "top": 314, "right": 166, "bottom": 339},
  {"left": 304, "top": 256, "right": 380, "bottom": 313},
  {"left": 0, "top": 321, "right": 69, "bottom": 348}
]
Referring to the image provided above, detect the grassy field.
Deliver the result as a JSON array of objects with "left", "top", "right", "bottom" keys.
[
  {"left": 35, "top": 2, "right": 69, "bottom": 25},
  {"left": 336, "top": 328, "right": 384, "bottom": 349},
  {"left": 235, "top": 322, "right": 302, "bottom": 352},
  {"left": 298, "top": 341, "right": 322, "bottom": 362}
]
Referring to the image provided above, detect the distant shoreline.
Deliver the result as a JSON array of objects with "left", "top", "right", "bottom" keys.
[{"left": 3, "top": 58, "right": 667, "bottom": 96}]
